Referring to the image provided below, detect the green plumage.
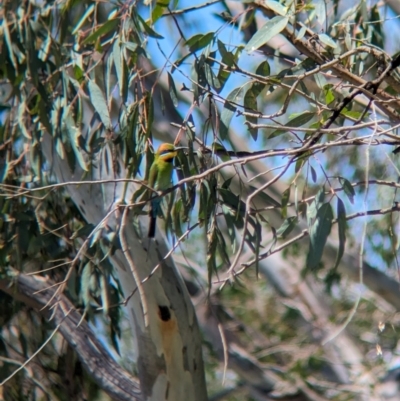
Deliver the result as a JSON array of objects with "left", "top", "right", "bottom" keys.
[{"left": 148, "top": 143, "right": 177, "bottom": 237}]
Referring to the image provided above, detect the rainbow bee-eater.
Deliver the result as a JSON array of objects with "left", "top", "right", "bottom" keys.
[{"left": 148, "top": 143, "right": 181, "bottom": 238}]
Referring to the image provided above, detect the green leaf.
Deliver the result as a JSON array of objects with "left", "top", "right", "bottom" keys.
[
  {"left": 186, "top": 32, "right": 214, "bottom": 53},
  {"left": 281, "top": 186, "right": 291, "bottom": 218},
  {"left": 72, "top": 4, "right": 95, "bottom": 35},
  {"left": 307, "top": 187, "right": 325, "bottom": 227},
  {"left": 218, "top": 188, "right": 245, "bottom": 214},
  {"left": 167, "top": 72, "right": 178, "bottom": 107},
  {"left": 339, "top": 177, "right": 355, "bottom": 204},
  {"left": 73, "top": 65, "right": 84, "bottom": 83},
  {"left": 341, "top": 108, "right": 363, "bottom": 119},
  {"left": 3, "top": 18, "right": 18, "bottom": 70},
  {"left": 297, "top": 25, "right": 307, "bottom": 40},
  {"left": 113, "top": 39, "right": 126, "bottom": 101},
  {"left": 264, "top": 0, "right": 288, "bottom": 16},
  {"left": 217, "top": 40, "right": 235, "bottom": 66},
  {"left": 310, "top": 165, "right": 317, "bottom": 183},
  {"left": 269, "top": 112, "right": 314, "bottom": 138},
  {"left": 313, "top": 0, "right": 326, "bottom": 27},
  {"left": 324, "top": 85, "right": 335, "bottom": 105},
  {"left": 333, "top": 198, "right": 346, "bottom": 270},
  {"left": 276, "top": 216, "right": 298, "bottom": 238},
  {"left": 222, "top": 204, "right": 236, "bottom": 246},
  {"left": 82, "top": 19, "right": 119, "bottom": 45},
  {"left": 151, "top": 1, "right": 169, "bottom": 24},
  {"left": 318, "top": 33, "right": 337, "bottom": 49},
  {"left": 245, "top": 16, "right": 289, "bottom": 53},
  {"left": 88, "top": 79, "right": 111, "bottom": 129},
  {"left": 80, "top": 262, "right": 93, "bottom": 307},
  {"left": 248, "top": 185, "right": 280, "bottom": 208},
  {"left": 220, "top": 86, "right": 244, "bottom": 140},
  {"left": 142, "top": 91, "right": 154, "bottom": 137},
  {"left": 172, "top": 198, "right": 184, "bottom": 238},
  {"left": 204, "top": 62, "right": 221, "bottom": 90},
  {"left": 252, "top": 60, "right": 271, "bottom": 97},
  {"left": 100, "top": 274, "right": 109, "bottom": 316},
  {"left": 306, "top": 203, "right": 333, "bottom": 271},
  {"left": 137, "top": 14, "right": 164, "bottom": 38},
  {"left": 64, "top": 110, "right": 89, "bottom": 171},
  {"left": 244, "top": 87, "right": 258, "bottom": 140}
]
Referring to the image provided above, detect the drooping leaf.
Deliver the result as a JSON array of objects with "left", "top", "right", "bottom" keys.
[
  {"left": 339, "top": 177, "right": 355, "bottom": 204},
  {"left": 313, "top": 0, "right": 326, "bottom": 27},
  {"left": 167, "top": 72, "right": 178, "bottom": 107},
  {"left": 88, "top": 79, "right": 111, "bottom": 129},
  {"left": 276, "top": 216, "right": 298, "bottom": 238},
  {"left": 72, "top": 4, "right": 95, "bottom": 35},
  {"left": 217, "top": 40, "right": 235, "bottom": 66},
  {"left": 281, "top": 186, "right": 291, "bottom": 218},
  {"left": 333, "top": 197, "right": 346, "bottom": 270},
  {"left": 113, "top": 39, "right": 127, "bottom": 101},
  {"left": 137, "top": 14, "right": 164, "bottom": 38},
  {"left": 244, "top": 87, "right": 258, "bottom": 140},
  {"left": 252, "top": 60, "right": 271, "bottom": 97},
  {"left": 204, "top": 62, "right": 221, "bottom": 91},
  {"left": 220, "top": 86, "right": 244, "bottom": 140},
  {"left": 310, "top": 165, "right": 317, "bottom": 183},
  {"left": 82, "top": 19, "right": 119, "bottom": 45},
  {"left": 306, "top": 202, "right": 333, "bottom": 271},
  {"left": 264, "top": 0, "right": 288, "bottom": 16},
  {"left": 186, "top": 32, "right": 214, "bottom": 53},
  {"left": 248, "top": 185, "right": 281, "bottom": 208},
  {"left": 318, "top": 33, "right": 337, "bottom": 49},
  {"left": 307, "top": 187, "right": 325, "bottom": 228},
  {"left": 151, "top": 0, "right": 169, "bottom": 24},
  {"left": 269, "top": 112, "right": 314, "bottom": 138}
]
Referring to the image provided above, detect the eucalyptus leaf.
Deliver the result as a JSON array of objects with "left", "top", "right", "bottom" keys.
[
  {"left": 88, "top": 79, "right": 111, "bottom": 129},
  {"left": 245, "top": 16, "right": 289, "bottom": 53},
  {"left": 306, "top": 203, "right": 333, "bottom": 271}
]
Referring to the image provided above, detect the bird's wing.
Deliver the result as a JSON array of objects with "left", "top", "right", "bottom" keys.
[{"left": 148, "top": 161, "right": 159, "bottom": 190}]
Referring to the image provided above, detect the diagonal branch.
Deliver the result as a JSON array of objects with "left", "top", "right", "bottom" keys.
[{"left": 0, "top": 271, "right": 142, "bottom": 401}]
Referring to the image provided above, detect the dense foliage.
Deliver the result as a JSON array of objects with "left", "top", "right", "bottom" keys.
[{"left": 2, "top": 0, "right": 400, "bottom": 400}]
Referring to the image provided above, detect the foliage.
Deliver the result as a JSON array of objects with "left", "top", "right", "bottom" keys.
[{"left": 1, "top": 0, "right": 400, "bottom": 400}]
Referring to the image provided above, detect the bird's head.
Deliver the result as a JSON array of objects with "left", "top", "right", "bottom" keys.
[
  {"left": 155, "top": 143, "right": 185, "bottom": 162},
  {"left": 157, "top": 143, "right": 176, "bottom": 156}
]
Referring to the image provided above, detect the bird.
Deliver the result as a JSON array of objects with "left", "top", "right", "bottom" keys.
[{"left": 147, "top": 143, "right": 180, "bottom": 238}]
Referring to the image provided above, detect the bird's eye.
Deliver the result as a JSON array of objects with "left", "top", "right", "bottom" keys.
[{"left": 160, "top": 150, "right": 173, "bottom": 155}]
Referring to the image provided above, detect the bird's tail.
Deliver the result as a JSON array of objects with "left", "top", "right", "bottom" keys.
[
  {"left": 148, "top": 214, "right": 156, "bottom": 238},
  {"left": 148, "top": 199, "right": 159, "bottom": 238}
]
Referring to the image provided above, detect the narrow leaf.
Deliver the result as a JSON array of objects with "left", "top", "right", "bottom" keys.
[
  {"left": 167, "top": 72, "right": 178, "bottom": 107},
  {"left": 113, "top": 40, "right": 126, "bottom": 100},
  {"left": 220, "top": 86, "right": 244, "bottom": 140},
  {"left": 269, "top": 112, "right": 314, "bottom": 138},
  {"left": 88, "top": 79, "right": 111, "bottom": 129},
  {"left": 265, "top": 0, "right": 288, "bottom": 16},
  {"left": 276, "top": 216, "right": 298, "bottom": 238},
  {"left": 333, "top": 197, "right": 346, "bottom": 270},
  {"left": 244, "top": 87, "right": 258, "bottom": 140},
  {"left": 339, "top": 177, "right": 355, "bottom": 204},
  {"left": 186, "top": 32, "right": 214, "bottom": 53},
  {"left": 137, "top": 14, "right": 164, "bottom": 38},
  {"left": 281, "top": 186, "right": 291, "bottom": 218},
  {"left": 306, "top": 203, "right": 333, "bottom": 271},
  {"left": 82, "top": 19, "right": 119, "bottom": 45},
  {"left": 310, "top": 165, "right": 317, "bottom": 183},
  {"left": 245, "top": 16, "right": 289, "bottom": 53},
  {"left": 217, "top": 40, "right": 235, "bottom": 66},
  {"left": 318, "top": 33, "right": 337, "bottom": 49}
]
